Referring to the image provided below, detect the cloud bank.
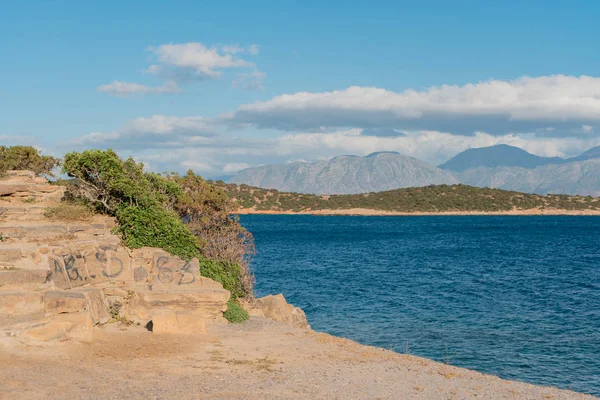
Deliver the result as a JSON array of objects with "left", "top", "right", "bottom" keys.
[
  {"left": 229, "top": 75, "right": 600, "bottom": 135},
  {"left": 82, "top": 74, "right": 600, "bottom": 176}
]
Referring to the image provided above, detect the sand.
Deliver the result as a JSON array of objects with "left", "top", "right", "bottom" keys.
[{"left": 1, "top": 318, "right": 596, "bottom": 400}]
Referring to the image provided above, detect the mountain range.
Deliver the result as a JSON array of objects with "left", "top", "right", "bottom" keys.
[{"left": 228, "top": 145, "right": 600, "bottom": 196}]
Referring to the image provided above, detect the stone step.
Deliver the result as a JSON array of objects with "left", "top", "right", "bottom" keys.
[
  {"left": 0, "top": 292, "right": 44, "bottom": 316},
  {"left": 0, "top": 270, "right": 52, "bottom": 291},
  {"left": 24, "top": 310, "right": 93, "bottom": 342},
  {"left": 0, "top": 223, "right": 68, "bottom": 239},
  {"left": 0, "top": 205, "right": 46, "bottom": 216},
  {"left": 0, "top": 182, "right": 64, "bottom": 197},
  {"left": 0, "top": 311, "right": 50, "bottom": 337},
  {"left": 44, "top": 288, "right": 109, "bottom": 325},
  {"left": 0, "top": 222, "right": 112, "bottom": 240},
  {"left": 122, "top": 288, "right": 230, "bottom": 333}
]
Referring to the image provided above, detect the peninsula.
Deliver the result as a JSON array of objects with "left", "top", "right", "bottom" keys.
[{"left": 213, "top": 181, "right": 600, "bottom": 216}]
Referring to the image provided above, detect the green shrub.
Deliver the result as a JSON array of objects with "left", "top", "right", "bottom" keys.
[
  {"left": 0, "top": 145, "right": 60, "bottom": 177},
  {"left": 223, "top": 300, "right": 249, "bottom": 323},
  {"left": 116, "top": 205, "right": 201, "bottom": 261},
  {"left": 200, "top": 259, "right": 245, "bottom": 299},
  {"left": 61, "top": 149, "right": 254, "bottom": 298}
]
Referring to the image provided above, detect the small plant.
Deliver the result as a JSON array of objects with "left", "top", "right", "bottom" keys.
[
  {"left": 23, "top": 197, "right": 37, "bottom": 203},
  {"left": 107, "top": 300, "right": 134, "bottom": 326},
  {"left": 223, "top": 300, "right": 249, "bottom": 323},
  {"left": 44, "top": 202, "right": 95, "bottom": 222}
]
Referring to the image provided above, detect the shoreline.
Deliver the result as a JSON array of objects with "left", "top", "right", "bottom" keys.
[
  {"left": 235, "top": 207, "right": 600, "bottom": 216},
  {"left": 1, "top": 319, "right": 596, "bottom": 399}
]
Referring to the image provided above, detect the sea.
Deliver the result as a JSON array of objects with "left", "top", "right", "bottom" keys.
[{"left": 240, "top": 215, "right": 600, "bottom": 396}]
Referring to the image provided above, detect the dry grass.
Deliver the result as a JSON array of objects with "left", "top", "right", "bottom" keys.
[{"left": 44, "top": 202, "right": 95, "bottom": 222}]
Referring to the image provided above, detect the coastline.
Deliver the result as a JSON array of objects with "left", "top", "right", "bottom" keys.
[
  {"left": 1, "top": 319, "right": 596, "bottom": 399},
  {"left": 235, "top": 207, "right": 600, "bottom": 216}
]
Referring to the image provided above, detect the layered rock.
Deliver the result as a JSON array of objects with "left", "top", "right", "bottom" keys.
[
  {"left": 0, "top": 171, "right": 230, "bottom": 341},
  {"left": 251, "top": 294, "right": 310, "bottom": 329}
]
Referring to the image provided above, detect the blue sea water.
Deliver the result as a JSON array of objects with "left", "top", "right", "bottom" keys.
[{"left": 240, "top": 215, "right": 600, "bottom": 396}]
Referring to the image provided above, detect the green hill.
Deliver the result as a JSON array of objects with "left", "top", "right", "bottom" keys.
[{"left": 211, "top": 182, "right": 600, "bottom": 213}]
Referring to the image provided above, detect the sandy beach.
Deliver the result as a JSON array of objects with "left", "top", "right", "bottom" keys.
[{"left": 1, "top": 318, "right": 596, "bottom": 400}]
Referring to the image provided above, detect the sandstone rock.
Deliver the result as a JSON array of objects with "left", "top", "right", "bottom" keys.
[
  {"left": 0, "top": 270, "right": 51, "bottom": 290},
  {"left": 72, "top": 287, "right": 110, "bottom": 325},
  {"left": 255, "top": 294, "right": 311, "bottom": 329},
  {"left": 44, "top": 291, "right": 87, "bottom": 314},
  {"left": 5, "top": 170, "right": 36, "bottom": 179},
  {"left": 0, "top": 184, "right": 28, "bottom": 196},
  {"left": 0, "top": 292, "right": 44, "bottom": 316},
  {"left": 238, "top": 298, "right": 265, "bottom": 318},
  {"left": 26, "top": 311, "right": 93, "bottom": 342},
  {"left": 0, "top": 177, "right": 231, "bottom": 341},
  {"left": 122, "top": 289, "right": 230, "bottom": 326},
  {"left": 151, "top": 312, "right": 207, "bottom": 334}
]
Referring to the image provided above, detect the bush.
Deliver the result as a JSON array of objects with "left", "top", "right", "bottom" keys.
[
  {"left": 0, "top": 146, "right": 60, "bottom": 177},
  {"left": 117, "top": 205, "right": 201, "bottom": 261},
  {"left": 62, "top": 149, "right": 202, "bottom": 261},
  {"left": 200, "top": 259, "right": 245, "bottom": 299},
  {"left": 171, "top": 171, "right": 255, "bottom": 297},
  {"left": 62, "top": 149, "right": 255, "bottom": 297},
  {"left": 223, "top": 300, "right": 249, "bottom": 323}
]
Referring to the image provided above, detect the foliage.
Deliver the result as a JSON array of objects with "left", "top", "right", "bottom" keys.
[
  {"left": 213, "top": 182, "right": 600, "bottom": 213},
  {"left": 62, "top": 149, "right": 254, "bottom": 297},
  {"left": 0, "top": 146, "right": 60, "bottom": 177},
  {"left": 117, "top": 205, "right": 201, "bottom": 261},
  {"left": 171, "top": 171, "right": 255, "bottom": 297},
  {"left": 62, "top": 149, "right": 182, "bottom": 213},
  {"left": 44, "top": 202, "right": 95, "bottom": 222},
  {"left": 62, "top": 149, "right": 202, "bottom": 261},
  {"left": 200, "top": 259, "right": 246, "bottom": 300},
  {"left": 223, "top": 300, "right": 249, "bottom": 323}
]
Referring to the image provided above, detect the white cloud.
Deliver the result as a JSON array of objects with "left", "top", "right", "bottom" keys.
[
  {"left": 223, "top": 163, "right": 250, "bottom": 173},
  {"left": 70, "top": 115, "right": 600, "bottom": 177},
  {"left": 582, "top": 125, "right": 594, "bottom": 134},
  {"left": 228, "top": 75, "right": 600, "bottom": 134},
  {"left": 72, "top": 115, "right": 215, "bottom": 148},
  {"left": 270, "top": 129, "right": 600, "bottom": 164},
  {"left": 181, "top": 159, "right": 213, "bottom": 172},
  {"left": 97, "top": 80, "right": 180, "bottom": 96},
  {"left": 98, "top": 42, "right": 263, "bottom": 96},
  {"left": 148, "top": 42, "right": 253, "bottom": 79}
]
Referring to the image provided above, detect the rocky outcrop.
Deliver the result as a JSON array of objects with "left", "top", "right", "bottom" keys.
[
  {"left": 254, "top": 294, "right": 310, "bottom": 329},
  {"left": 0, "top": 171, "right": 230, "bottom": 342}
]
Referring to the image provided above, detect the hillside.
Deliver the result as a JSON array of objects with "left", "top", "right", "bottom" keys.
[
  {"left": 453, "top": 159, "right": 600, "bottom": 197},
  {"left": 438, "top": 144, "right": 564, "bottom": 171},
  {"left": 212, "top": 181, "right": 600, "bottom": 213},
  {"left": 228, "top": 152, "right": 457, "bottom": 194}
]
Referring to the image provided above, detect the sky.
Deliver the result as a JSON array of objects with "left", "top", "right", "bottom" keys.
[{"left": 2, "top": 0, "right": 600, "bottom": 177}]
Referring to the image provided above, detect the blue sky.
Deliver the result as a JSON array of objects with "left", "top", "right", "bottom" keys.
[{"left": 2, "top": 0, "right": 600, "bottom": 176}]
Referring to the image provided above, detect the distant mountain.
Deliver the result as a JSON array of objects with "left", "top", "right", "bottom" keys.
[
  {"left": 228, "top": 152, "right": 458, "bottom": 194},
  {"left": 453, "top": 159, "right": 600, "bottom": 196},
  {"left": 209, "top": 175, "right": 234, "bottom": 182},
  {"left": 439, "top": 144, "right": 565, "bottom": 171},
  {"left": 567, "top": 146, "right": 600, "bottom": 162}
]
